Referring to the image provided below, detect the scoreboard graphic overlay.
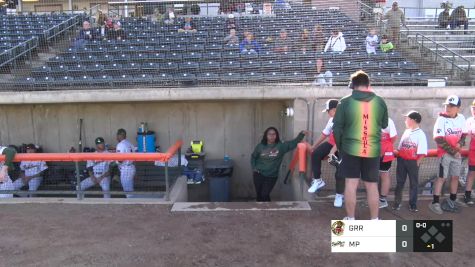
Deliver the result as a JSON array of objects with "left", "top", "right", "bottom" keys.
[{"left": 331, "top": 220, "right": 452, "bottom": 253}]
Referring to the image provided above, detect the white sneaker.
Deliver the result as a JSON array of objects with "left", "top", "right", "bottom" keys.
[
  {"left": 379, "top": 199, "right": 388, "bottom": 209},
  {"left": 342, "top": 216, "right": 355, "bottom": 220},
  {"left": 307, "top": 178, "right": 326, "bottom": 193},
  {"left": 334, "top": 194, "right": 344, "bottom": 208}
]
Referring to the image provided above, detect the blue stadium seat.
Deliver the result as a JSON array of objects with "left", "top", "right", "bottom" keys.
[
  {"left": 203, "top": 51, "right": 222, "bottom": 61},
  {"left": 222, "top": 51, "right": 240, "bottom": 60},
  {"left": 32, "top": 65, "right": 51, "bottom": 78},
  {"left": 68, "top": 64, "right": 86, "bottom": 77},
  {"left": 241, "top": 60, "right": 261, "bottom": 71},
  {"left": 170, "top": 44, "right": 187, "bottom": 52},
  {"left": 167, "top": 52, "right": 183, "bottom": 62},
  {"left": 379, "top": 61, "right": 399, "bottom": 71},
  {"left": 326, "top": 60, "right": 342, "bottom": 71},
  {"left": 200, "top": 61, "right": 221, "bottom": 71},
  {"left": 265, "top": 71, "right": 286, "bottom": 82},
  {"left": 160, "top": 61, "right": 179, "bottom": 72},
  {"left": 183, "top": 52, "right": 202, "bottom": 61},
  {"left": 399, "top": 61, "right": 418, "bottom": 71},
  {"left": 281, "top": 60, "right": 301, "bottom": 71},
  {"left": 188, "top": 44, "right": 205, "bottom": 52},
  {"left": 222, "top": 60, "right": 241, "bottom": 71},
  {"left": 198, "top": 72, "right": 220, "bottom": 83},
  {"left": 301, "top": 59, "right": 316, "bottom": 74},
  {"left": 103, "top": 63, "right": 123, "bottom": 77},
  {"left": 149, "top": 52, "right": 166, "bottom": 62},
  {"left": 360, "top": 61, "right": 380, "bottom": 72},
  {"left": 176, "top": 72, "right": 197, "bottom": 83},
  {"left": 220, "top": 72, "right": 242, "bottom": 82},
  {"left": 141, "top": 62, "right": 160, "bottom": 74},
  {"left": 261, "top": 60, "right": 281, "bottom": 71},
  {"left": 392, "top": 72, "right": 412, "bottom": 81},
  {"left": 205, "top": 43, "right": 223, "bottom": 51},
  {"left": 341, "top": 61, "right": 360, "bottom": 73},
  {"left": 179, "top": 61, "right": 200, "bottom": 72},
  {"left": 245, "top": 72, "right": 264, "bottom": 82}
]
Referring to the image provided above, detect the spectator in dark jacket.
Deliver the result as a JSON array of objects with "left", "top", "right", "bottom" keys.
[
  {"left": 226, "top": 14, "right": 239, "bottom": 31},
  {"left": 437, "top": 4, "right": 450, "bottom": 28},
  {"left": 450, "top": 5, "right": 469, "bottom": 33},
  {"left": 107, "top": 21, "right": 126, "bottom": 40},
  {"left": 74, "top": 21, "right": 95, "bottom": 48},
  {"left": 312, "top": 24, "right": 325, "bottom": 52},
  {"left": 178, "top": 17, "right": 197, "bottom": 33},
  {"left": 274, "top": 29, "right": 291, "bottom": 53}
]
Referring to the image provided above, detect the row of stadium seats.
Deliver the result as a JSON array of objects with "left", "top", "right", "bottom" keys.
[
  {"left": 33, "top": 59, "right": 418, "bottom": 73},
  {"left": 18, "top": 71, "right": 430, "bottom": 88},
  {"left": 44, "top": 50, "right": 407, "bottom": 64},
  {"left": 0, "top": 14, "right": 83, "bottom": 69}
]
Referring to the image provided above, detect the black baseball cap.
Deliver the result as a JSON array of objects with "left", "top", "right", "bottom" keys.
[
  {"left": 117, "top": 128, "right": 127, "bottom": 136},
  {"left": 95, "top": 137, "right": 105, "bottom": 145},
  {"left": 322, "top": 99, "right": 339, "bottom": 112},
  {"left": 404, "top": 110, "right": 422, "bottom": 124},
  {"left": 26, "top": 143, "right": 36, "bottom": 150}
]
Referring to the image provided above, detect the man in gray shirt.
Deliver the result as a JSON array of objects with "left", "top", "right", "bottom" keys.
[
  {"left": 384, "top": 1, "right": 405, "bottom": 45},
  {"left": 224, "top": 29, "right": 239, "bottom": 46}
]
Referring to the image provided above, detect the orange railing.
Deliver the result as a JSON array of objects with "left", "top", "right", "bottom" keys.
[
  {"left": 0, "top": 140, "right": 183, "bottom": 200},
  {"left": 0, "top": 140, "right": 183, "bottom": 162}
]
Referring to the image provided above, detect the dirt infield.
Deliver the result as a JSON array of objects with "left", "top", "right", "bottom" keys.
[{"left": 0, "top": 200, "right": 474, "bottom": 267}]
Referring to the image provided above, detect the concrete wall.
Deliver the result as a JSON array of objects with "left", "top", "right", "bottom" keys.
[
  {"left": 0, "top": 100, "right": 290, "bottom": 200},
  {"left": 1, "top": 86, "right": 475, "bottom": 200}
]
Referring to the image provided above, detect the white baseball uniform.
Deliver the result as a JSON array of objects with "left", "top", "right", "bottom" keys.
[
  {"left": 116, "top": 139, "right": 136, "bottom": 198},
  {"left": 12, "top": 160, "right": 48, "bottom": 194},
  {"left": 0, "top": 146, "right": 14, "bottom": 198},
  {"left": 79, "top": 150, "right": 111, "bottom": 198}
]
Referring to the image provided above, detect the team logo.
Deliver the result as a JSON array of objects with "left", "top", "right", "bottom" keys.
[
  {"left": 331, "top": 241, "right": 345, "bottom": 247},
  {"left": 331, "top": 220, "right": 345, "bottom": 236}
]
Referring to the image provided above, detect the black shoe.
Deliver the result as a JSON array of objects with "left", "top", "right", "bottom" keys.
[
  {"left": 328, "top": 154, "right": 341, "bottom": 167},
  {"left": 464, "top": 196, "right": 474, "bottom": 206},
  {"left": 409, "top": 205, "right": 419, "bottom": 212},
  {"left": 392, "top": 202, "right": 401, "bottom": 210}
]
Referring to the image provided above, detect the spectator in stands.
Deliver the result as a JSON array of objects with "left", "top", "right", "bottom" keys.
[
  {"left": 437, "top": 3, "right": 451, "bottom": 29},
  {"left": 164, "top": 7, "right": 176, "bottom": 24},
  {"left": 313, "top": 58, "right": 333, "bottom": 86},
  {"left": 384, "top": 1, "right": 405, "bottom": 45},
  {"left": 74, "top": 21, "right": 95, "bottom": 49},
  {"left": 324, "top": 29, "right": 346, "bottom": 53},
  {"left": 224, "top": 29, "right": 239, "bottom": 45},
  {"left": 226, "top": 14, "right": 239, "bottom": 31},
  {"left": 107, "top": 21, "right": 126, "bottom": 41},
  {"left": 274, "top": 29, "right": 291, "bottom": 53},
  {"left": 6, "top": 0, "right": 17, "bottom": 15},
  {"left": 240, "top": 33, "right": 260, "bottom": 54},
  {"left": 100, "top": 18, "right": 113, "bottom": 40},
  {"left": 97, "top": 10, "right": 107, "bottom": 26},
  {"left": 153, "top": 7, "right": 165, "bottom": 22},
  {"left": 365, "top": 28, "right": 379, "bottom": 55},
  {"left": 380, "top": 35, "right": 394, "bottom": 53},
  {"left": 312, "top": 24, "right": 325, "bottom": 52},
  {"left": 178, "top": 17, "right": 197, "bottom": 33},
  {"left": 251, "top": 127, "right": 307, "bottom": 202},
  {"left": 296, "top": 29, "right": 312, "bottom": 53},
  {"left": 450, "top": 5, "right": 469, "bottom": 34}
]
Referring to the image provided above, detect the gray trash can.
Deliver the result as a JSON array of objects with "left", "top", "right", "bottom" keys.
[{"left": 205, "top": 159, "right": 234, "bottom": 202}]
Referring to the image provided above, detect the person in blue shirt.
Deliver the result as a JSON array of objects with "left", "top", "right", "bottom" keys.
[{"left": 240, "top": 33, "right": 260, "bottom": 54}]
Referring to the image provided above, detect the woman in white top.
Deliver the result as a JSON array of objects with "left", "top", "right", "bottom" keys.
[{"left": 324, "top": 29, "right": 346, "bottom": 53}]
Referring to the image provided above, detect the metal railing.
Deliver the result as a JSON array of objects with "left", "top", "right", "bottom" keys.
[
  {"left": 414, "top": 33, "right": 471, "bottom": 77},
  {"left": 0, "top": 140, "right": 183, "bottom": 201}
]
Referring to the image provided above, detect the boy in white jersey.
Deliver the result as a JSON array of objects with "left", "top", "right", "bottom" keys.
[
  {"left": 393, "top": 111, "right": 427, "bottom": 212},
  {"left": 0, "top": 146, "right": 17, "bottom": 198},
  {"left": 463, "top": 100, "right": 475, "bottom": 205},
  {"left": 12, "top": 144, "right": 48, "bottom": 196},
  {"left": 116, "top": 129, "right": 136, "bottom": 198},
  {"left": 79, "top": 137, "right": 111, "bottom": 198},
  {"left": 429, "top": 95, "right": 468, "bottom": 214}
]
